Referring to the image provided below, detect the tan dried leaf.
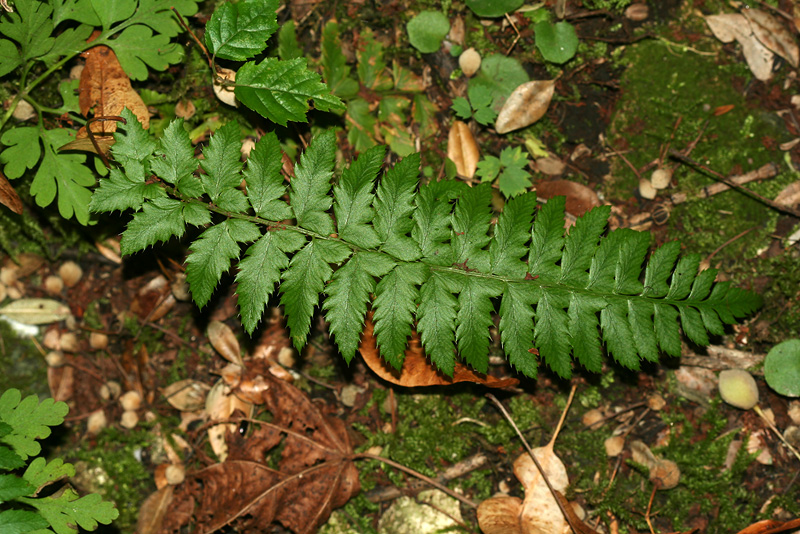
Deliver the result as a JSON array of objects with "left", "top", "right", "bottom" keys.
[
  {"left": 162, "top": 379, "right": 210, "bottom": 412},
  {"left": 448, "top": 120, "right": 480, "bottom": 178},
  {"left": 78, "top": 44, "right": 149, "bottom": 137},
  {"left": 207, "top": 320, "right": 243, "bottom": 365},
  {"left": 0, "top": 170, "right": 23, "bottom": 214},
  {"left": 705, "top": 13, "right": 749, "bottom": 43},
  {"left": 136, "top": 486, "right": 174, "bottom": 534},
  {"left": 743, "top": 9, "right": 799, "bottom": 68},
  {"left": 704, "top": 13, "right": 775, "bottom": 81},
  {"left": 477, "top": 495, "right": 522, "bottom": 534},
  {"left": 774, "top": 181, "right": 800, "bottom": 208},
  {"left": 495, "top": 80, "right": 555, "bottom": 134},
  {"left": 514, "top": 444, "right": 570, "bottom": 534},
  {"left": 213, "top": 68, "right": 238, "bottom": 107}
]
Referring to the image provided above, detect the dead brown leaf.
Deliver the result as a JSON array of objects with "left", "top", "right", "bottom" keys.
[
  {"left": 736, "top": 518, "right": 800, "bottom": 534},
  {"left": 76, "top": 41, "right": 149, "bottom": 142},
  {"left": 534, "top": 179, "right": 601, "bottom": 218},
  {"left": 155, "top": 368, "right": 360, "bottom": 534},
  {"left": 360, "top": 315, "right": 519, "bottom": 389},
  {"left": 448, "top": 120, "right": 480, "bottom": 178},
  {"left": 0, "top": 171, "right": 23, "bottom": 214},
  {"left": 136, "top": 486, "right": 174, "bottom": 534},
  {"left": 743, "top": 9, "right": 799, "bottom": 68},
  {"left": 495, "top": 80, "right": 555, "bottom": 135},
  {"left": 206, "top": 320, "right": 244, "bottom": 366}
]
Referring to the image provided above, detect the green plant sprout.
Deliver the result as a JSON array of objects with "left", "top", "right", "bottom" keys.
[
  {"left": 0, "top": 0, "right": 202, "bottom": 224},
  {"left": 0, "top": 388, "right": 119, "bottom": 533},
  {"left": 90, "top": 109, "right": 762, "bottom": 380},
  {"left": 452, "top": 85, "right": 498, "bottom": 126},
  {"left": 476, "top": 146, "right": 532, "bottom": 197}
]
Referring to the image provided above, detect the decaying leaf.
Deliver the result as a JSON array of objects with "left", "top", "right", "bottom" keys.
[
  {"left": 204, "top": 379, "right": 254, "bottom": 462},
  {"left": 136, "top": 486, "right": 174, "bottom": 534},
  {"left": 360, "top": 316, "right": 519, "bottom": 388},
  {"left": 207, "top": 320, "right": 244, "bottom": 366},
  {"left": 704, "top": 13, "right": 775, "bottom": 81},
  {"left": 448, "top": 120, "right": 480, "bottom": 178},
  {"left": 495, "top": 80, "right": 555, "bottom": 135},
  {"left": 213, "top": 67, "right": 238, "bottom": 107},
  {"left": 477, "top": 495, "right": 523, "bottom": 534},
  {"left": 514, "top": 443, "right": 570, "bottom": 534},
  {"left": 162, "top": 379, "right": 210, "bottom": 412},
  {"left": 534, "top": 179, "right": 601, "bottom": 218},
  {"left": 743, "top": 9, "right": 799, "bottom": 68},
  {"left": 0, "top": 298, "right": 72, "bottom": 324},
  {"left": 0, "top": 170, "right": 23, "bottom": 214},
  {"left": 774, "top": 181, "right": 800, "bottom": 208},
  {"left": 155, "top": 367, "right": 360, "bottom": 534},
  {"left": 77, "top": 43, "right": 149, "bottom": 138}
]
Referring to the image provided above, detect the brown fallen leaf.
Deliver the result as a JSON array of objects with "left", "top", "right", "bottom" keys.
[
  {"left": 157, "top": 368, "right": 360, "bottom": 534},
  {"left": 495, "top": 80, "right": 555, "bottom": 135},
  {"left": 136, "top": 486, "right": 174, "bottom": 534},
  {"left": 206, "top": 320, "right": 244, "bottom": 366},
  {"left": 69, "top": 38, "right": 149, "bottom": 155},
  {"left": 743, "top": 9, "right": 799, "bottom": 68},
  {"left": 0, "top": 170, "right": 23, "bottom": 214},
  {"left": 704, "top": 13, "right": 774, "bottom": 81},
  {"left": 535, "top": 179, "right": 601, "bottom": 218},
  {"left": 360, "top": 315, "right": 519, "bottom": 389},
  {"left": 448, "top": 120, "right": 480, "bottom": 178},
  {"left": 736, "top": 518, "right": 800, "bottom": 534}
]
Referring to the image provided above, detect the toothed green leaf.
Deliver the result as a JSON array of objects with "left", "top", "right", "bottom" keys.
[
  {"left": 373, "top": 263, "right": 427, "bottom": 369},
  {"left": 205, "top": 0, "right": 278, "bottom": 61}
]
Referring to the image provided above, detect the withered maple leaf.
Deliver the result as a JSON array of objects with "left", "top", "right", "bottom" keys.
[{"left": 148, "top": 365, "right": 359, "bottom": 534}]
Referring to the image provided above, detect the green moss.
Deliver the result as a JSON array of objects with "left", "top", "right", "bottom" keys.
[{"left": 72, "top": 426, "right": 154, "bottom": 532}]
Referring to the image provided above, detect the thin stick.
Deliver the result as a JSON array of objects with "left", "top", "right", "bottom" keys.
[
  {"left": 669, "top": 151, "right": 800, "bottom": 218},
  {"left": 754, "top": 405, "right": 800, "bottom": 464},
  {"left": 504, "top": 13, "right": 521, "bottom": 55},
  {"left": 486, "top": 388, "right": 578, "bottom": 529},
  {"left": 172, "top": 8, "right": 214, "bottom": 69},
  {"left": 354, "top": 453, "right": 478, "bottom": 509},
  {"left": 85, "top": 115, "right": 125, "bottom": 168}
]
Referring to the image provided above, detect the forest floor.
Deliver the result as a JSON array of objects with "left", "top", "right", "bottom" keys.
[{"left": 1, "top": 0, "right": 800, "bottom": 533}]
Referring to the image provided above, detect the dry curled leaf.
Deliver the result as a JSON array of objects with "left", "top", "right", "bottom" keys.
[
  {"left": 448, "top": 120, "right": 480, "bottom": 178},
  {"left": 360, "top": 315, "right": 519, "bottom": 389},
  {"left": 0, "top": 171, "right": 23, "bottom": 214},
  {"left": 207, "top": 320, "right": 244, "bottom": 366},
  {"left": 514, "top": 444, "right": 569, "bottom": 534},
  {"left": 76, "top": 42, "right": 149, "bottom": 139},
  {"left": 157, "top": 370, "right": 359, "bottom": 534},
  {"left": 704, "top": 13, "right": 775, "bottom": 81},
  {"left": 477, "top": 495, "right": 523, "bottom": 534},
  {"left": 162, "top": 379, "right": 210, "bottom": 412},
  {"left": 534, "top": 179, "right": 601, "bottom": 218},
  {"left": 743, "top": 9, "right": 799, "bottom": 68},
  {"left": 495, "top": 80, "right": 555, "bottom": 134}
]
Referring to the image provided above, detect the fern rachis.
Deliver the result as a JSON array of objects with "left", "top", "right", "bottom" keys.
[{"left": 90, "top": 109, "right": 763, "bottom": 379}]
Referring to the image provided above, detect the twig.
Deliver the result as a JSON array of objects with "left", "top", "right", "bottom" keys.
[
  {"left": 701, "top": 227, "right": 755, "bottom": 269},
  {"left": 354, "top": 453, "right": 478, "bottom": 509},
  {"left": 172, "top": 8, "right": 214, "bottom": 69},
  {"left": 669, "top": 162, "right": 779, "bottom": 205},
  {"left": 669, "top": 152, "right": 800, "bottom": 217},
  {"left": 504, "top": 13, "right": 521, "bottom": 56},
  {"left": 85, "top": 116, "right": 125, "bottom": 168}
]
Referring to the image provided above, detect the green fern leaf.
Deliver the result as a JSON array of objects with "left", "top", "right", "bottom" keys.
[
  {"left": 242, "top": 131, "right": 291, "bottom": 221},
  {"left": 290, "top": 131, "right": 336, "bottom": 236},
  {"left": 373, "top": 263, "right": 427, "bottom": 369},
  {"left": 417, "top": 271, "right": 460, "bottom": 376},
  {"left": 96, "top": 116, "right": 765, "bottom": 380},
  {"left": 199, "top": 121, "right": 245, "bottom": 209},
  {"left": 373, "top": 153, "right": 421, "bottom": 261},
  {"left": 490, "top": 192, "right": 536, "bottom": 277},
  {"left": 334, "top": 145, "right": 385, "bottom": 249},
  {"left": 186, "top": 219, "right": 260, "bottom": 309},
  {"left": 324, "top": 252, "right": 395, "bottom": 362},
  {"left": 236, "top": 230, "right": 305, "bottom": 334},
  {"left": 281, "top": 239, "right": 350, "bottom": 350},
  {"left": 119, "top": 197, "right": 185, "bottom": 254}
]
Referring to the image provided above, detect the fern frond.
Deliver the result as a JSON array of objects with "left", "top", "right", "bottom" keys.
[{"left": 95, "top": 115, "right": 764, "bottom": 379}]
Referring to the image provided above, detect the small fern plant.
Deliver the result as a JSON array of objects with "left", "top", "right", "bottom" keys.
[
  {"left": 90, "top": 109, "right": 762, "bottom": 379},
  {"left": 0, "top": 388, "right": 119, "bottom": 533}
]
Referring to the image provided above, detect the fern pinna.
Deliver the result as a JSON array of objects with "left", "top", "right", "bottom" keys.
[{"left": 91, "top": 110, "right": 762, "bottom": 379}]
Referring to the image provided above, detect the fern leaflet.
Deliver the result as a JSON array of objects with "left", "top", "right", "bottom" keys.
[{"left": 92, "top": 110, "right": 764, "bottom": 379}]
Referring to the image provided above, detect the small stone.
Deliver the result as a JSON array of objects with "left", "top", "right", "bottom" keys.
[
  {"left": 59, "top": 332, "right": 79, "bottom": 352},
  {"left": 536, "top": 156, "right": 566, "bottom": 176},
  {"left": 87, "top": 410, "right": 107, "bottom": 435},
  {"left": 45, "top": 351, "right": 65, "bottom": 367},
  {"left": 58, "top": 261, "right": 83, "bottom": 287},
  {"left": 459, "top": 48, "right": 481, "bottom": 77},
  {"left": 165, "top": 464, "right": 185, "bottom": 485},
  {"left": 12, "top": 99, "right": 36, "bottom": 121},
  {"left": 89, "top": 332, "right": 109, "bottom": 350},
  {"left": 582, "top": 408, "right": 604, "bottom": 428},
  {"left": 276, "top": 346, "right": 295, "bottom": 368},
  {"left": 99, "top": 381, "right": 121, "bottom": 400},
  {"left": 69, "top": 64, "right": 84, "bottom": 80},
  {"left": 43, "top": 329, "right": 60, "bottom": 350},
  {"left": 0, "top": 266, "right": 18, "bottom": 286},
  {"left": 241, "top": 138, "right": 256, "bottom": 159},
  {"left": 120, "top": 410, "right": 139, "bottom": 429},
  {"left": 651, "top": 168, "right": 672, "bottom": 189},
  {"left": 625, "top": 3, "right": 649, "bottom": 21},
  {"left": 639, "top": 178, "right": 657, "bottom": 199},
  {"left": 120, "top": 390, "right": 143, "bottom": 411},
  {"left": 174, "top": 99, "right": 196, "bottom": 120},
  {"left": 647, "top": 393, "right": 666, "bottom": 411},
  {"left": 788, "top": 401, "right": 800, "bottom": 425},
  {"left": 605, "top": 435, "right": 625, "bottom": 457},
  {"left": 340, "top": 384, "right": 364, "bottom": 408},
  {"left": 44, "top": 275, "right": 64, "bottom": 294}
]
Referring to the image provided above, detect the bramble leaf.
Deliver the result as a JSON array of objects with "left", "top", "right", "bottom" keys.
[
  {"left": 205, "top": 0, "right": 279, "bottom": 61},
  {"left": 235, "top": 58, "right": 344, "bottom": 126}
]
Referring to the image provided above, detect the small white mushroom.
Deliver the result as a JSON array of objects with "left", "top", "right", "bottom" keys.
[
  {"left": 459, "top": 48, "right": 481, "bottom": 77},
  {"left": 58, "top": 261, "right": 83, "bottom": 288},
  {"left": 120, "top": 390, "right": 143, "bottom": 411},
  {"left": 719, "top": 369, "right": 759, "bottom": 410}
]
